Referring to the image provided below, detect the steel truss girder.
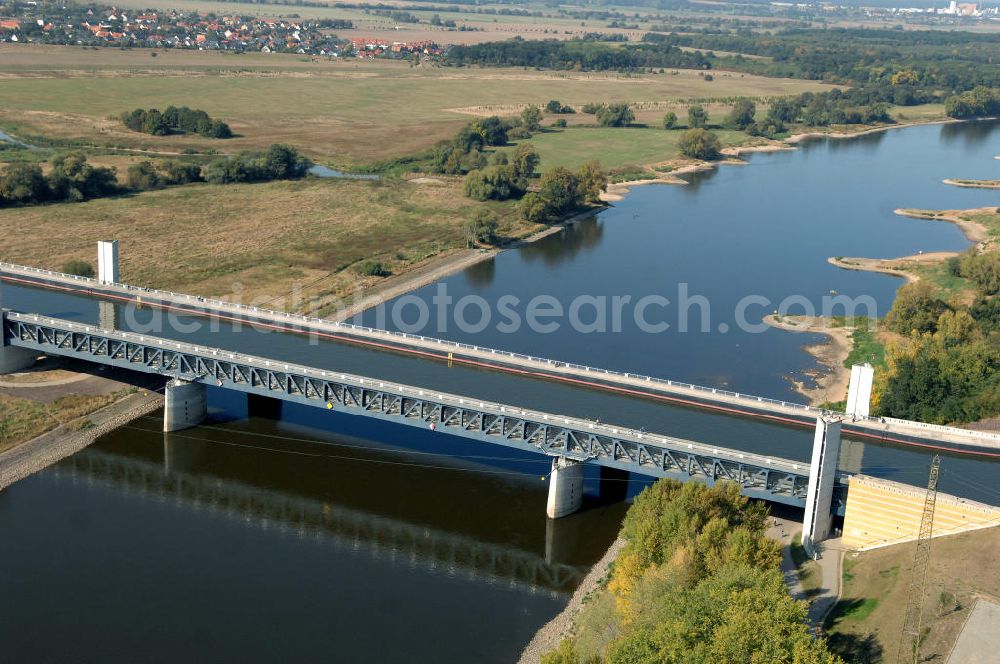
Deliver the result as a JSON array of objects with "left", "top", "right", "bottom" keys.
[{"left": 4, "top": 313, "right": 821, "bottom": 507}]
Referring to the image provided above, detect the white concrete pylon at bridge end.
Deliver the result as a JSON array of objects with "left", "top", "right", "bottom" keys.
[{"left": 801, "top": 415, "right": 842, "bottom": 557}]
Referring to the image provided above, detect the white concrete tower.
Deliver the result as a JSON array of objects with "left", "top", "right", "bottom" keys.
[
  {"left": 97, "top": 240, "right": 120, "bottom": 284},
  {"left": 802, "top": 416, "right": 842, "bottom": 556},
  {"left": 846, "top": 363, "right": 874, "bottom": 418}
]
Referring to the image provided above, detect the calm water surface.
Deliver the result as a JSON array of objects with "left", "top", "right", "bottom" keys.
[
  {"left": 1, "top": 121, "right": 998, "bottom": 662},
  {"left": 364, "top": 121, "right": 1000, "bottom": 400}
]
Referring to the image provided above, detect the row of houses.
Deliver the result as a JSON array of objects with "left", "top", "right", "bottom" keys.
[
  {"left": 348, "top": 37, "right": 444, "bottom": 59},
  {"left": 0, "top": 4, "right": 432, "bottom": 56}
]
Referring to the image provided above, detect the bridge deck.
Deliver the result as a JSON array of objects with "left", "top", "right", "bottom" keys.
[
  {"left": 2, "top": 262, "right": 997, "bottom": 455},
  {"left": 4, "top": 310, "right": 824, "bottom": 508}
]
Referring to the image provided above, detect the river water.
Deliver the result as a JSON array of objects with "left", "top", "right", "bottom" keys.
[
  {"left": 1, "top": 121, "right": 998, "bottom": 662},
  {"left": 363, "top": 120, "right": 1000, "bottom": 399}
]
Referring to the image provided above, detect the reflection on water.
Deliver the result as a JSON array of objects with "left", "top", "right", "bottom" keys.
[
  {"left": 940, "top": 118, "right": 998, "bottom": 145},
  {"left": 463, "top": 257, "right": 496, "bottom": 288},
  {"left": 0, "top": 404, "right": 627, "bottom": 663},
  {"left": 676, "top": 164, "right": 719, "bottom": 192},
  {"left": 519, "top": 214, "right": 604, "bottom": 267}
]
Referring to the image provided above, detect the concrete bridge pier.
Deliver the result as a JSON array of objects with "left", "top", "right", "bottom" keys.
[
  {"left": 163, "top": 379, "right": 207, "bottom": 432},
  {"left": 0, "top": 343, "right": 36, "bottom": 374},
  {"left": 546, "top": 457, "right": 584, "bottom": 519}
]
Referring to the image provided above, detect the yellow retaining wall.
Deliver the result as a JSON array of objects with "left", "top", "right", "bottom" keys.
[{"left": 842, "top": 475, "right": 1000, "bottom": 551}]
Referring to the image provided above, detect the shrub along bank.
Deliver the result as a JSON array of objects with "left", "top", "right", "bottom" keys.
[{"left": 542, "top": 479, "right": 841, "bottom": 664}]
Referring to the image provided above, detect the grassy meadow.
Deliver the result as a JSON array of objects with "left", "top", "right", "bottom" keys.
[
  {"left": 0, "top": 45, "right": 831, "bottom": 166},
  {"left": 0, "top": 176, "right": 535, "bottom": 308},
  {"left": 505, "top": 125, "right": 750, "bottom": 172},
  {"left": 0, "top": 45, "right": 830, "bottom": 309},
  {"left": 826, "top": 527, "right": 1000, "bottom": 663}
]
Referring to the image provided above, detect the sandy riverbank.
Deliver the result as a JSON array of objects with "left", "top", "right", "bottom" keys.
[
  {"left": 517, "top": 536, "right": 626, "bottom": 664},
  {"left": 827, "top": 251, "right": 960, "bottom": 284},
  {"left": 763, "top": 315, "right": 855, "bottom": 405},
  {"left": 325, "top": 208, "right": 601, "bottom": 320},
  {"left": 600, "top": 159, "right": 745, "bottom": 202},
  {"left": 894, "top": 207, "right": 997, "bottom": 246},
  {"left": 720, "top": 142, "right": 795, "bottom": 157},
  {"left": 785, "top": 118, "right": 957, "bottom": 144},
  {"left": 943, "top": 178, "right": 1000, "bottom": 190}
]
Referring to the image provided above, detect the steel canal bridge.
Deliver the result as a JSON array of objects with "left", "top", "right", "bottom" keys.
[{"left": 3, "top": 310, "right": 843, "bottom": 511}]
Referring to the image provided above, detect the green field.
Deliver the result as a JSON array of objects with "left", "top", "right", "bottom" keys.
[
  {"left": 0, "top": 45, "right": 830, "bottom": 166},
  {"left": 503, "top": 125, "right": 749, "bottom": 172},
  {"left": 0, "top": 175, "right": 529, "bottom": 308}
]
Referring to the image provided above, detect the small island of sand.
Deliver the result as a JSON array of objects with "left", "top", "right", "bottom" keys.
[
  {"left": 763, "top": 314, "right": 858, "bottom": 406},
  {"left": 943, "top": 178, "right": 1000, "bottom": 190}
]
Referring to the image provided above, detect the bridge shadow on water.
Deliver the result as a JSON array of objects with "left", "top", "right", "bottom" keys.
[{"left": 57, "top": 385, "right": 633, "bottom": 597}]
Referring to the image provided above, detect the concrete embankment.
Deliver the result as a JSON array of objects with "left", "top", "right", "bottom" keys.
[{"left": 0, "top": 390, "right": 163, "bottom": 491}]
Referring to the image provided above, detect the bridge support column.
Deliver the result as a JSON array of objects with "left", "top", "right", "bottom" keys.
[
  {"left": 802, "top": 416, "right": 842, "bottom": 556},
  {"left": 163, "top": 379, "right": 207, "bottom": 432},
  {"left": 546, "top": 457, "right": 584, "bottom": 519},
  {"left": 0, "top": 343, "right": 36, "bottom": 374}
]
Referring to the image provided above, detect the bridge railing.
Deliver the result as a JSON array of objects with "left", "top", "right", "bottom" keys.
[
  {"left": 5, "top": 261, "right": 1000, "bottom": 444},
  {"left": 7, "top": 311, "right": 809, "bottom": 476}
]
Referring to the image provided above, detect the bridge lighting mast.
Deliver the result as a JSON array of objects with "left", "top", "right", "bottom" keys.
[{"left": 897, "top": 454, "right": 940, "bottom": 664}]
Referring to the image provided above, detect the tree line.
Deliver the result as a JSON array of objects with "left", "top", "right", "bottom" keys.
[
  {"left": 0, "top": 144, "right": 311, "bottom": 207},
  {"left": 121, "top": 106, "right": 233, "bottom": 138},
  {"left": 644, "top": 28, "right": 1000, "bottom": 93},
  {"left": 874, "top": 225, "right": 1000, "bottom": 424},
  {"left": 944, "top": 87, "right": 1000, "bottom": 119},
  {"left": 543, "top": 480, "right": 841, "bottom": 663},
  {"left": 0, "top": 153, "right": 119, "bottom": 206},
  {"left": 445, "top": 37, "right": 711, "bottom": 72},
  {"left": 445, "top": 28, "right": 998, "bottom": 116}
]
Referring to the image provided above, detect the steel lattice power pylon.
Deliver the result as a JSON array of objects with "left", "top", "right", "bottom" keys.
[{"left": 897, "top": 455, "right": 941, "bottom": 664}]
